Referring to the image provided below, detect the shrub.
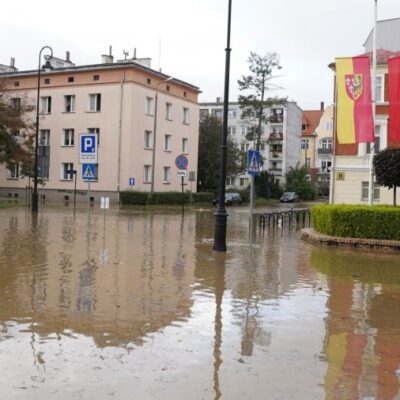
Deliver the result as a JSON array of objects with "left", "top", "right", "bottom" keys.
[
  {"left": 312, "top": 204, "right": 400, "bottom": 240},
  {"left": 120, "top": 191, "right": 214, "bottom": 205}
]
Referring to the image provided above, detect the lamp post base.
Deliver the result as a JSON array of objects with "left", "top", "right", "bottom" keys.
[
  {"left": 32, "top": 191, "right": 39, "bottom": 213},
  {"left": 213, "top": 209, "right": 228, "bottom": 252}
]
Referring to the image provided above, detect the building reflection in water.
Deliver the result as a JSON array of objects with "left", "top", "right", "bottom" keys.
[
  {"left": 311, "top": 247, "right": 400, "bottom": 400},
  {"left": 0, "top": 208, "right": 196, "bottom": 350}
]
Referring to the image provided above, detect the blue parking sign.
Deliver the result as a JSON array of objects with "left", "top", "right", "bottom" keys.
[{"left": 80, "top": 134, "right": 98, "bottom": 164}]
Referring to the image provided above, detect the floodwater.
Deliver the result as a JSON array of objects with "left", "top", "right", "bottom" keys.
[{"left": 0, "top": 205, "right": 399, "bottom": 399}]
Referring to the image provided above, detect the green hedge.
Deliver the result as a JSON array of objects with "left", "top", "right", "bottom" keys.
[
  {"left": 312, "top": 204, "right": 400, "bottom": 240},
  {"left": 120, "top": 191, "right": 214, "bottom": 205}
]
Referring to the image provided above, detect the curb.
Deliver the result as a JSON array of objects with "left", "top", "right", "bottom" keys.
[{"left": 300, "top": 228, "right": 400, "bottom": 252}]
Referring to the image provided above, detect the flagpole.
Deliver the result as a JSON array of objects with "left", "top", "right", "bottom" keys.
[{"left": 368, "top": 0, "right": 377, "bottom": 206}]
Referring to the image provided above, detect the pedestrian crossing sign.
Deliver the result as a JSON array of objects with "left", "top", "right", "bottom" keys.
[
  {"left": 247, "top": 150, "right": 261, "bottom": 176},
  {"left": 82, "top": 163, "right": 96, "bottom": 181}
]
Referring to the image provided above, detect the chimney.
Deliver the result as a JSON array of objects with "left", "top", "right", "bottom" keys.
[
  {"left": 10, "top": 57, "right": 15, "bottom": 68},
  {"left": 216, "top": 97, "right": 222, "bottom": 104},
  {"left": 66, "top": 51, "right": 70, "bottom": 62},
  {"left": 101, "top": 46, "right": 114, "bottom": 64},
  {"left": 320, "top": 101, "right": 325, "bottom": 111}
]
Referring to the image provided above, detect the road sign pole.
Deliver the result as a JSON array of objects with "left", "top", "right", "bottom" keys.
[
  {"left": 249, "top": 175, "right": 255, "bottom": 246},
  {"left": 181, "top": 175, "right": 184, "bottom": 213}
]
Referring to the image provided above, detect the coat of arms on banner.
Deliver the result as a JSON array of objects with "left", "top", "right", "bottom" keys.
[{"left": 345, "top": 74, "right": 363, "bottom": 100}]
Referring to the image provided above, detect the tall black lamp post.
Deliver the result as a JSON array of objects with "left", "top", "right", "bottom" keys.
[
  {"left": 213, "top": 0, "right": 232, "bottom": 252},
  {"left": 32, "top": 46, "right": 53, "bottom": 213}
]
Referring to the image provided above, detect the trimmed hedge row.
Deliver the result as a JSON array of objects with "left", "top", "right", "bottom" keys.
[
  {"left": 312, "top": 204, "right": 400, "bottom": 240},
  {"left": 120, "top": 191, "right": 214, "bottom": 205}
]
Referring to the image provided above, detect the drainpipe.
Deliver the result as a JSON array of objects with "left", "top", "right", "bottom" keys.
[{"left": 117, "top": 68, "right": 126, "bottom": 202}]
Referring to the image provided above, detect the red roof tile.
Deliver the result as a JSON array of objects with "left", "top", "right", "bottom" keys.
[{"left": 302, "top": 110, "right": 323, "bottom": 137}]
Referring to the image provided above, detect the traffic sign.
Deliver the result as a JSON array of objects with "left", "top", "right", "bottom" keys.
[
  {"left": 175, "top": 154, "right": 189, "bottom": 170},
  {"left": 82, "top": 163, "right": 96, "bottom": 181},
  {"left": 129, "top": 177, "right": 135, "bottom": 186},
  {"left": 177, "top": 170, "right": 187, "bottom": 177},
  {"left": 80, "top": 134, "right": 98, "bottom": 164},
  {"left": 247, "top": 150, "right": 261, "bottom": 176}
]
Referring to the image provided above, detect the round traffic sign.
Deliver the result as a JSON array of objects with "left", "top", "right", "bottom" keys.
[{"left": 175, "top": 154, "right": 189, "bottom": 170}]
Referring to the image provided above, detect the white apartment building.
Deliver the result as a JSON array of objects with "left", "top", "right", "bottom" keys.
[
  {"left": 0, "top": 51, "right": 200, "bottom": 203},
  {"left": 200, "top": 99, "right": 302, "bottom": 188}
]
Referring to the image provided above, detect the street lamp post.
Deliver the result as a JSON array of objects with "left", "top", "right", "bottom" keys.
[
  {"left": 213, "top": 0, "right": 232, "bottom": 252},
  {"left": 150, "top": 76, "right": 173, "bottom": 193},
  {"left": 67, "top": 169, "right": 77, "bottom": 209},
  {"left": 32, "top": 46, "right": 53, "bottom": 213}
]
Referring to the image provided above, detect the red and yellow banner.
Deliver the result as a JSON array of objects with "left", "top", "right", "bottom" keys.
[
  {"left": 336, "top": 56, "right": 374, "bottom": 144},
  {"left": 388, "top": 56, "right": 400, "bottom": 141}
]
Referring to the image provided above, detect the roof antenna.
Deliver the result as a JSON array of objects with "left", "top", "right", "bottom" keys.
[{"left": 123, "top": 50, "right": 129, "bottom": 60}]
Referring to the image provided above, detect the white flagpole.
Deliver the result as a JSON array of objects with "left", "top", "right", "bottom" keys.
[{"left": 368, "top": 0, "right": 377, "bottom": 206}]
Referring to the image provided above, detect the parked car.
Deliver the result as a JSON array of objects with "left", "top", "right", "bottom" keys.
[
  {"left": 213, "top": 192, "right": 242, "bottom": 206},
  {"left": 280, "top": 192, "right": 300, "bottom": 203}
]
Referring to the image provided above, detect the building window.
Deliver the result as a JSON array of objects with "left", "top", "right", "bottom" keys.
[
  {"left": 321, "top": 161, "right": 332, "bottom": 172},
  {"left": 39, "top": 129, "right": 50, "bottom": 146},
  {"left": 143, "top": 165, "right": 152, "bottom": 183},
  {"left": 88, "top": 128, "right": 100, "bottom": 146},
  {"left": 166, "top": 103, "right": 172, "bottom": 120},
  {"left": 40, "top": 96, "right": 52, "bottom": 114},
  {"left": 239, "top": 177, "right": 249, "bottom": 187},
  {"left": 145, "top": 97, "right": 154, "bottom": 115},
  {"left": 375, "top": 76, "right": 383, "bottom": 103},
  {"left": 301, "top": 139, "right": 309, "bottom": 149},
  {"left": 11, "top": 98, "right": 21, "bottom": 110},
  {"left": 240, "top": 142, "right": 250, "bottom": 152},
  {"left": 63, "top": 129, "right": 74, "bottom": 146},
  {"left": 44, "top": 78, "right": 50, "bottom": 84},
  {"left": 61, "top": 163, "right": 74, "bottom": 180},
  {"left": 166, "top": 85, "right": 170, "bottom": 91},
  {"left": 7, "top": 163, "right": 19, "bottom": 179},
  {"left": 64, "top": 95, "right": 75, "bottom": 112},
  {"left": 88, "top": 93, "right": 101, "bottom": 112},
  {"left": 226, "top": 177, "right": 235, "bottom": 186},
  {"left": 164, "top": 134, "right": 171, "bottom": 151},
  {"left": 305, "top": 157, "right": 311, "bottom": 168},
  {"left": 320, "top": 138, "right": 332, "bottom": 149},
  {"left": 147, "top": 78, "right": 151, "bottom": 85},
  {"left": 183, "top": 91, "right": 187, "bottom": 98},
  {"left": 68, "top": 76, "right": 74, "bottom": 83},
  {"left": 163, "top": 167, "right": 171, "bottom": 183},
  {"left": 367, "top": 125, "right": 381, "bottom": 154},
  {"left": 182, "top": 138, "right": 188, "bottom": 153},
  {"left": 93, "top": 75, "right": 100, "bottom": 81},
  {"left": 183, "top": 107, "right": 190, "bottom": 124},
  {"left": 241, "top": 126, "right": 249, "bottom": 135},
  {"left": 144, "top": 130, "right": 153, "bottom": 149},
  {"left": 361, "top": 181, "right": 380, "bottom": 201},
  {"left": 326, "top": 120, "right": 333, "bottom": 131},
  {"left": 228, "top": 109, "right": 237, "bottom": 118},
  {"left": 14, "top": 81, "right": 19, "bottom": 87},
  {"left": 212, "top": 109, "right": 223, "bottom": 118},
  {"left": 227, "top": 126, "right": 236, "bottom": 135}
]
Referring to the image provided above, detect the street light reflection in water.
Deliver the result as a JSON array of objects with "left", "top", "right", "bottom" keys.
[{"left": 0, "top": 207, "right": 399, "bottom": 399}]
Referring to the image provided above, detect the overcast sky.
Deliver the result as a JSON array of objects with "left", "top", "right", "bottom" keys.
[{"left": 1, "top": 0, "right": 399, "bottom": 110}]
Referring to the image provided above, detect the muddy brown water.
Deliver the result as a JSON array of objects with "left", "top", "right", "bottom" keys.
[{"left": 0, "top": 205, "right": 399, "bottom": 399}]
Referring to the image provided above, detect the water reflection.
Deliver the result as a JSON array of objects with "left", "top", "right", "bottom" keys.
[
  {"left": 0, "top": 207, "right": 399, "bottom": 398},
  {"left": 312, "top": 247, "right": 400, "bottom": 400}
]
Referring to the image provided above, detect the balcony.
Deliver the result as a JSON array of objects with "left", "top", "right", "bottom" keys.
[
  {"left": 318, "top": 147, "right": 333, "bottom": 155},
  {"left": 269, "top": 115, "right": 284, "bottom": 123},
  {"left": 267, "top": 133, "right": 283, "bottom": 144}
]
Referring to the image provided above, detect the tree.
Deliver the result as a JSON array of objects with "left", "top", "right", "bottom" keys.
[
  {"left": 0, "top": 79, "right": 33, "bottom": 167},
  {"left": 285, "top": 164, "right": 316, "bottom": 200},
  {"left": 238, "top": 52, "right": 287, "bottom": 151},
  {"left": 373, "top": 147, "right": 400, "bottom": 206},
  {"left": 197, "top": 115, "right": 243, "bottom": 191}
]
